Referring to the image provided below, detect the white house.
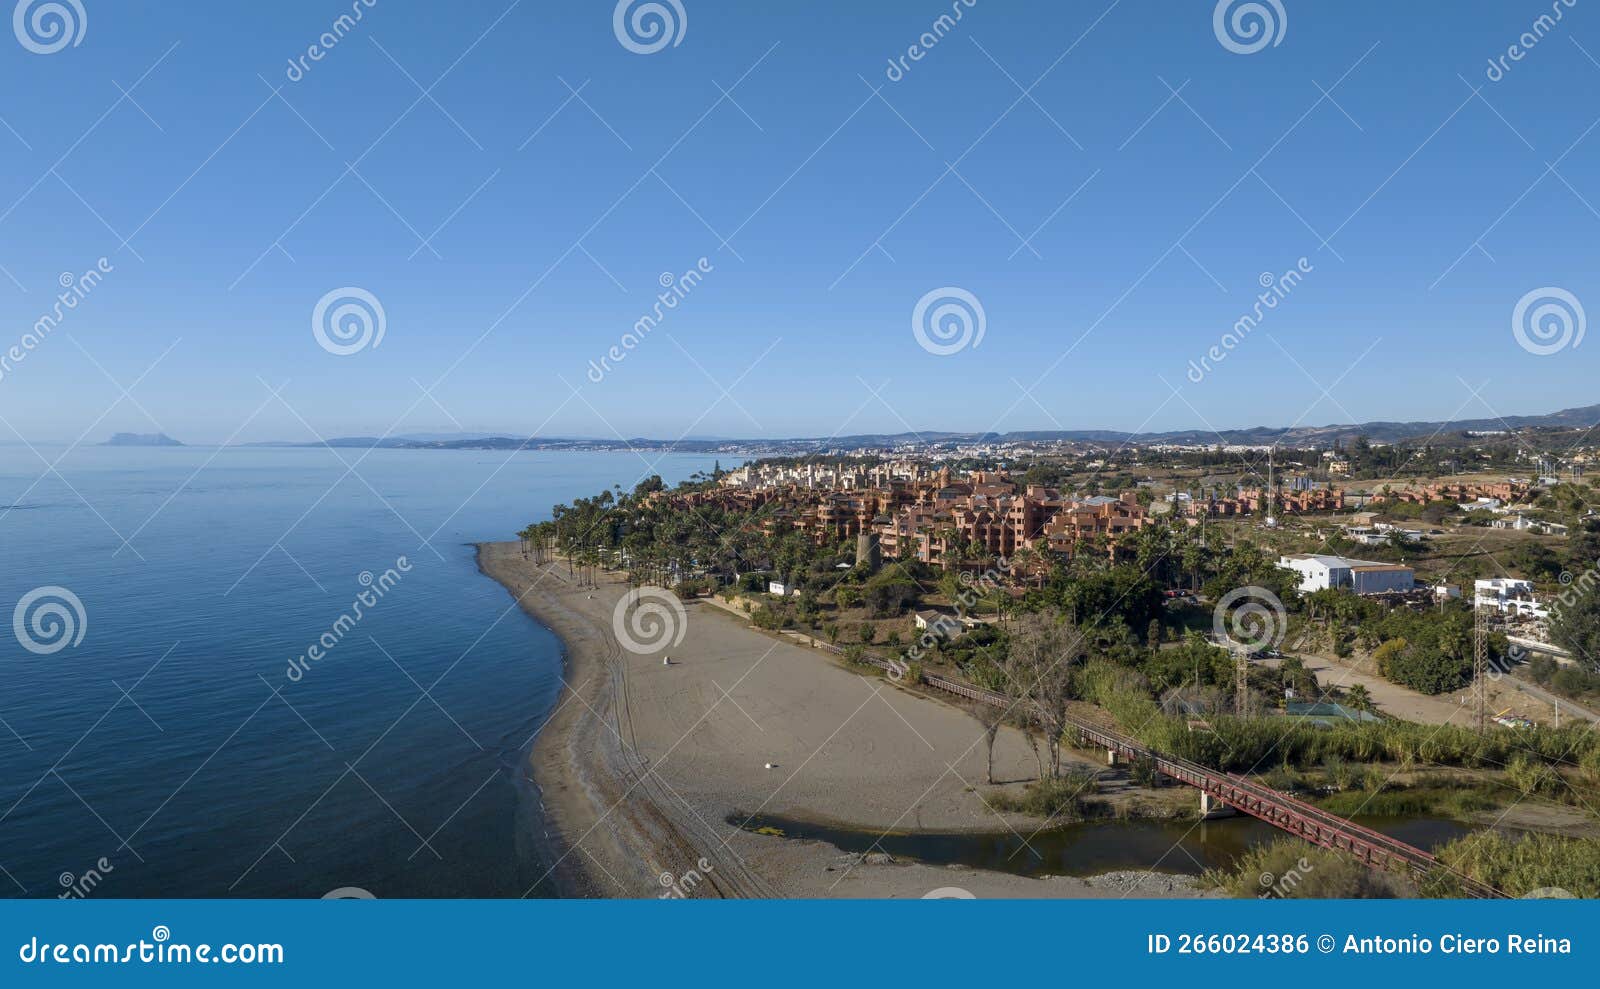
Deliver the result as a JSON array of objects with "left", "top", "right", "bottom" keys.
[
  {"left": 1342, "top": 524, "right": 1423, "bottom": 547},
  {"left": 1474, "top": 578, "right": 1548, "bottom": 619},
  {"left": 913, "top": 610, "right": 965, "bottom": 641},
  {"left": 1278, "top": 554, "right": 1415, "bottom": 595},
  {"left": 1341, "top": 526, "right": 1385, "bottom": 546},
  {"left": 768, "top": 580, "right": 794, "bottom": 597},
  {"left": 1492, "top": 515, "right": 1569, "bottom": 537}
]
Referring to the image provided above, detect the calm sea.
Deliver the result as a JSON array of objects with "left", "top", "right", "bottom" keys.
[{"left": 0, "top": 446, "right": 726, "bottom": 898}]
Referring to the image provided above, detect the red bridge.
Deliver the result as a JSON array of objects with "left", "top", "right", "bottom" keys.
[{"left": 892, "top": 664, "right": 1504, "bottom": 898}]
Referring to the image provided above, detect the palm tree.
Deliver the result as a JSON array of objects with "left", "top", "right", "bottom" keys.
[
  {"left": 1345, "top": 683, "right": 1374, "bottom": 713},
  {"left": 1011, "top": 545, "right": 1041, "bottom": 588}
]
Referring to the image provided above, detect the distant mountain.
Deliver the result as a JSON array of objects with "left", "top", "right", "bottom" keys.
[
  {"left": 103, "top": 432, "right": 184, "bottom": 447},
  {"left": 390, "top": 431, "right": 530, "bottom": 443},
  {"left": 233, "top": 402, "right": 1600, "bottom": 453}
]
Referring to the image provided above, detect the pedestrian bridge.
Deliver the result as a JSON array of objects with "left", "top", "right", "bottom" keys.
[{"left": 872, "top": 660, "right": 1505, "bottom": 898}]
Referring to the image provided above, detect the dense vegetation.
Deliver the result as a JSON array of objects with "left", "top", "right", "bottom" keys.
[
  {"left": 1075, "top": 660, "right": 1600, "bottom": 778},
  {"left": 1204, "top": 839, "right": 1410, "bottom": 898},
  {"left": 1430, "top": 832, "right": 1600, "bottom": 898},
  {"left": 1548, "top": 518, "right": 1600, "bottom": 666},
  {"left": 1527, "top": 654, "right": 1600, "bottom": 706},
  {"left": 1301, "top": 590, "right": 1479, "bottom": 694},
  {"left": 1205, "top": 832, "right": 1600, "bottom": 900}
]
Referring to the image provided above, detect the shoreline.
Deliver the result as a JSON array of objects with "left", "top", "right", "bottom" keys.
[
  {"left": 477, "top": 542, "right": 777, "bottom": 898},
  {"left": 477, "top": 541, "right": 1212, "bottom": 899}
]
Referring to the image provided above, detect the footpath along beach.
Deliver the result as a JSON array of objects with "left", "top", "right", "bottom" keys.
[{"left": 476, "top": 541, "right": 1210, "bottom": 899}]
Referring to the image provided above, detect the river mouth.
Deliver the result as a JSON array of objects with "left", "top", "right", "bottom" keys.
[{"left": 730, "top": 813, "right": 1473, "bottom": 877}]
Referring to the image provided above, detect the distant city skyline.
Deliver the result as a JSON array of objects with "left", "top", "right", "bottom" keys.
[{"left": 1, "top": 1, "right": 1595, "bottom": 445}]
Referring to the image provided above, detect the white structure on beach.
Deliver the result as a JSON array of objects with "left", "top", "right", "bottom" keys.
[{"left": 1278, "top": 554, "right": 1415, "bottom": 595}]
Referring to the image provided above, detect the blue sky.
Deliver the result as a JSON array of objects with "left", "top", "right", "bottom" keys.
[{"left": 0, "top": 0, "right": 1597, "bottom": 443}]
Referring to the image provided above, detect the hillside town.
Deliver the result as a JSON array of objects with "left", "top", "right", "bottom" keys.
[{"left": 531, "top": 443, "right": 1600, "bottom": 703}]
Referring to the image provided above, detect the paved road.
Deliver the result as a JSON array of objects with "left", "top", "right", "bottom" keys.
[{"left": 1503, "top": 674, "right": 1600, "bottom": 726}]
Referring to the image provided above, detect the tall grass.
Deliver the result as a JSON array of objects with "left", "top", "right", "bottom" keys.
[
  {"left": 1430, "top": 832, "right": 1600, "bottom": 898},
  {"left": 1316, "top": 785, "right": 1499, "bottom": 819}
]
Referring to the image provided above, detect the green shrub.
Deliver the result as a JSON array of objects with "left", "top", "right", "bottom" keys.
[
  {"left": 1506, "top": 753, "right": 1558, "bottom": 796},
  {"left": 990, "top": 771, "right": 1100, "bottom": 820}
]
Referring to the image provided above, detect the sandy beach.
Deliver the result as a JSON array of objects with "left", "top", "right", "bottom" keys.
[{"left": 477, "top": 542, "right": 1210, "bottom": 899}]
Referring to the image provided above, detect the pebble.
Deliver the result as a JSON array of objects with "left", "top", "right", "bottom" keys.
[{"left": 1082, "top": 870, "right": 1202, "bottom": 894}]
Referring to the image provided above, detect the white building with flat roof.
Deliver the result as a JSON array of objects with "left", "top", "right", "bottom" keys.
[
  {"left": 1278, "top": 554, "right": 1415, "bottom": 595},
  {"left": 1474, "top": 578, "right": 1548, "bottom": 619}
]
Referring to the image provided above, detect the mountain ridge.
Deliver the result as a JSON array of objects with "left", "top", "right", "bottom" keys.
[{"left": 232, "top": 402, "right": 1600, "bottom": 452}]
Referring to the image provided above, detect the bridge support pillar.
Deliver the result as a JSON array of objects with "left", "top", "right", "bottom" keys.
[{"left": 1199, "top": 792, "right": 1236, "bottom": 819}]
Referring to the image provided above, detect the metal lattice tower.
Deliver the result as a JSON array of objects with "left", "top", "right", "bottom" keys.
[{"left": 1473, "top": 605, "right": 1490, "bottom": 734}]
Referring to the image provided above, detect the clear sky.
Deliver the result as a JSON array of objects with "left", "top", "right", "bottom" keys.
[{"left": 0, "top": 0, "right": 1596, "bottom": 444}]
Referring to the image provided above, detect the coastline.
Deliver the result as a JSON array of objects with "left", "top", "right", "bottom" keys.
[{"left": 477, "top": 541, "right": 1211, "bottom": 899}]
